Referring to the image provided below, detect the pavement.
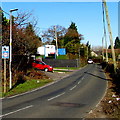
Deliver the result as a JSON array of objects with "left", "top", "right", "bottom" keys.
[{"left": 44, "top": 69, "right": 77, "bottom": 80}]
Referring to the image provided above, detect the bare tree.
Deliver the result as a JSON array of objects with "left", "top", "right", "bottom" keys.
[
  {"left": 15, "top": 11, "right": 32, "bottom": 28},
  {"left": 2, "top": 10, "right": 42, "bottom": 55},
  {"left": 41, "top": 25, "right": 67, "bottom": 46}
]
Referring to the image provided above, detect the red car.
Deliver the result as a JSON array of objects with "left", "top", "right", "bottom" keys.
[{"left": 32, "top": 60, "right": 53, "bottom": 72}]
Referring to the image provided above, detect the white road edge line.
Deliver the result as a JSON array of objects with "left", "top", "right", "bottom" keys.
[
  {"left": 0, "top": 105, "right": 33, "bottom": 118},
  {"left": 8, "top": 82, "right": 55, "bottom": 99},
  {"left": 8, "top": 74, "right": 69, "bottom": 99},
  {"left": 48, "top": 92, "right": 65, "bottom": 101},
  {"left": 70, "top": 85, "right": 77, "bottom": 91}
]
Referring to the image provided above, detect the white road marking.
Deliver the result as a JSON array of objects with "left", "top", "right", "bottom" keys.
[
  {"left": 48, "top": 92, "right": 65, "bottom": 101},
  {"left": 0, "top": 105, "right": 33, "bottom": 117},
  {"left": 8, "top": 79, "right": 66, "bottom": 99},
  {"left": 82, "top": 77, "right": 84, "bottom": 80},
  {"left": 8, "top": 82, "right": 56, "bottom": 99},
  {"left": 70, "top": 85, "right": 77, "bottom": 90},
  {"left": 78, "top": 81, "right": 82, "bottom": 84}
]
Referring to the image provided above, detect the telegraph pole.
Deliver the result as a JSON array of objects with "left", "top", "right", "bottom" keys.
[
  {"left": 102, "top": 1, "right": 108, "bottom": 62},
  {"left": 54, "top": 26, "right": 58, "bottom": 57},
  {"left": 102, "top": 37, "right": 105, "bottom": 60},
  {"left": 102, "top": 0, "right": 117, "bottom": 72}
]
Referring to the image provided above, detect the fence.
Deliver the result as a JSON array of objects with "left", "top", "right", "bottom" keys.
[{"left": 43, "top": 58, "right": 79, "bottom": 67}]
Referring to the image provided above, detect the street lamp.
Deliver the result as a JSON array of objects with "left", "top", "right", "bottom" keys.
[{"left": 9, "top": 8, "right": 18, "bottom": 89}]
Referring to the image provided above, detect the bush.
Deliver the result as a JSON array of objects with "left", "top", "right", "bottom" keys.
[{"left": 12, "top": 71, "right": 26, "bottom": 89}]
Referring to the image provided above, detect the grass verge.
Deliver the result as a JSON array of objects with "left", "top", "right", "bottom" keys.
[{"left": 2, "top": 79, "right": 53, "bottom": 97}]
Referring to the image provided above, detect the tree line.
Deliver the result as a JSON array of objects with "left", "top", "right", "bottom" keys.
[
  {"left": 108, "top": 37, "right": 120, "bottom": 49},
  {"left": 2, "top": 9, "right": 92, "bottom": 60},
  {"left": 2, "top": 9, "right": 42, "bottom": 56}
]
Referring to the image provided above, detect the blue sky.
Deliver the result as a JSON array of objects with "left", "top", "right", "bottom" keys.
[{"left": 1, "top": 2, "right": 118, "bottom": 47}]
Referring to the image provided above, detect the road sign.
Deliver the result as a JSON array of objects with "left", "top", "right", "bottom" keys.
[
  {"left": 2, "top": 46, "right": 9, "bottom": 59},
  {"left": 58, "top": 48, "right": 66, "bottom": 55}
]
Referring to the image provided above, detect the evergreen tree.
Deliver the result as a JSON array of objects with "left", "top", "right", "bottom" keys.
[
  {"left": 64, "top": 22, "right": 82, "bottom": 46},
  {"left": 114, "top": 37, "right": 120, "bottom": 49},
  {"left": 86, "top": 41, "right": 91, "bottom": 58},
  {"left": 64, "top": 22, "right": 83, "bottom": 59},
  {"left": 108, "top": 45, "right": 111, "bottom": 49},
  {"left": 69, "top": 22, "right": 77, "bottom": 31}
]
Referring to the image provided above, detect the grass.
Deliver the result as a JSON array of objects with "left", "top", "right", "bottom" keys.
[
  {"left": 2, "top": 79, "right": 53, "bottom": 97},
  {"left": 36, "top": 55, "right": 69, "bottom": 60},
  {"left": 56, "top": 55, "right": 69, "bottom": 59},
  {"left": 54, "top": 67, "right": 80, "bottom": 70},
  {"left": 53, "top": 67, "right": 80, "bottom": 73}
]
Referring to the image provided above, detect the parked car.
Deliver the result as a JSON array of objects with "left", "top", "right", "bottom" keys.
[
  {"left": 87, "top": 59, "right": 94, "bottom": 64},
  {"left": 32, "top": 59, "right": 53, "bottom": 72}
]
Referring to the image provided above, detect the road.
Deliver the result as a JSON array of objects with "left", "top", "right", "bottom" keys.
[{"left": 2, "top": 64, "right": 107, "bottom": 118}]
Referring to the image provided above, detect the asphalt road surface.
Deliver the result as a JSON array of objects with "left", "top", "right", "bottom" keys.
[{"left": 1, "top": 64, "right": 107, "bottom": 118}]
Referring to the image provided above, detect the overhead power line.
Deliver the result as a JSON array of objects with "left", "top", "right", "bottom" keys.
[{"left": 0, "top": 8, "right": 10, "bottom": 16}]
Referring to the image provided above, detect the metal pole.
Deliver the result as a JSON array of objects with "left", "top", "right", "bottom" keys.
[
  {"left": 102, "top": 0, "right": 117, "bottom": 72},
  {"left": 9, "top": 8, "right": 18, "bottom": 89},
  {"left": 4, "top": 58, "right": 7, "bottom": 93},
  {"left": 9, "top": 11, "right": 12, "bottom": 89}
]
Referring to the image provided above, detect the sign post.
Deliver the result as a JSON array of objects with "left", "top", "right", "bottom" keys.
[
  {"left": 4, "top": 58, "right": 6, "bottom": 93},
  {"left": 2, "top": 46, "right": 9, "bottom": 93}
]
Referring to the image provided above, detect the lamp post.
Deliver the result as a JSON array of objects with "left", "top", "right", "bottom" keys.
[{"left": 9, "top": 8, "right": 18, "bottom": 89}]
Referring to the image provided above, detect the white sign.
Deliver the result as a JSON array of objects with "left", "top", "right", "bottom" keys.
[
  {"left": 2, "top": 46, "right": 9, "bottom": 59},
  {"left": 37, "top": 45, "right": 56, "bottom": 57}
]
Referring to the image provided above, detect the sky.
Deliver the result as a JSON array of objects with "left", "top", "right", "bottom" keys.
[{"left": 1, "top": 1, "right": 118, "bottom": 48}]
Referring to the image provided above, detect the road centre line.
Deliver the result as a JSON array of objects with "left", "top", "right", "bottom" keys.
[
  {"left": 0, "top": 105, "right": 33, "bottom": 118},
  {"left": 82, "top": 77, "right": 84, "bottom": 80},
  {"left": 48, "top": 92, "right": 65, "bottom": 101},
  {"left": 70, "top": 85, "right": 77, "bottom": 91},
  {"left": 78, "top": 81, "right": 82, "bottom": 84},
  {"left": 77, "top": 77, "right": 84, "bottom": 84}
]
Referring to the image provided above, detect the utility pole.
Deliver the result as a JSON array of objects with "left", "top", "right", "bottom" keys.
[
  {"left": 102, "top": 37, "right": 105, "bottom": 61},
  {"left": 105, "top": 35, "right": 108, "bottom": 62},
  {"left": 102, "top": 0, "right": 117, "bottom": 72},
  {"left": 103, "top": 31, "right": 108, "bottom": 62},
  {"left": 54, "top": 26, "right": 58, "bottom": 57},
  {"left": 102, "top": 1, "right": 108, "bottom": 62}
]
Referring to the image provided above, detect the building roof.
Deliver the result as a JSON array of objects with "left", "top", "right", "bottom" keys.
[{"left": 103, "top": 49, "right": 120, "bottom": 54}]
